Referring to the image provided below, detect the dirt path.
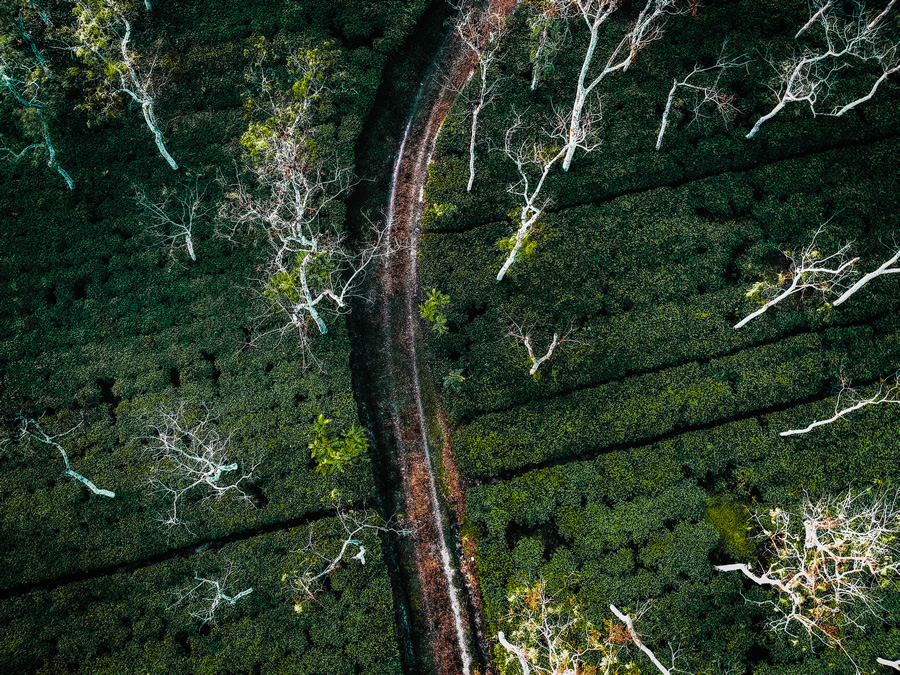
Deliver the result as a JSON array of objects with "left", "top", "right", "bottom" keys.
[{"left": 354, "top": 1, "right": 518, "bottom": 673}]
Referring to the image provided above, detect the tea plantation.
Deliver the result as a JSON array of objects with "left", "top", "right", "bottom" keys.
[
  {"left": 0, "top": 0, "right": 429, "bottom": 671},
  {"left": 420, "top": 0, "right": 900, "bottom": 672}
]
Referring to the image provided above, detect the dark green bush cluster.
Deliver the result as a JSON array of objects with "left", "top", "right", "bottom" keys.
[
  {"left": 418, "top": 1, "right": 900, "bottom": 671},
  {"left": 422, "top": 0, "right": 900, "bottom": 235},
  {"left": 0, "top": 0, "right": 429, "bottom": 651},
  {"left": 0, "top": 520, "right": 401, "bottom": 674},
  {"left": 455, "top": 317, "right": 900, "bottom": 477},
  {"left": 421, "top": 139, "right": 900, "bottom": 422},
  {"left": 466, "top": 398, "right": 900, "bottom": 672}
]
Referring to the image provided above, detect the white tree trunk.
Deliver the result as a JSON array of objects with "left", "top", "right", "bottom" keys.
[
  {"left": 610, "top": 605, "right": 672, "bottom": 675},
  {"left": 141, "top": 100, "right": 178, "bottom": 170},
  {"left": 832, "top": 248, "right": 900, "bottom": 306},
  {"left": 656, "top": 78, "right": 679, "bottom": 150},
  {"left": 746, "top": 99, "right": 787, "bottom": 139},
  {"left": 561, "top": 19, "right": 602, "bottom": 172},
  {"left": 497, "top": 631, "right": 532, "bottom": 675},
  {"left": 467, "top": 101, "right": 481, "bottom": 193}
]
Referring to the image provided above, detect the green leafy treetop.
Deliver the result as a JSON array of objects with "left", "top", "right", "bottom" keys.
[
  {"left": 419, "top": 288, "right": 450, "bottom": 335},
  {"left": 61, "top": 0, "right": 178, "bottom": 169},
  {"left": 220, "top": 40, "right": 388, "bottom": 368},
  {"left": 308, "top": 414, "right": 368, "bottom": 476}
]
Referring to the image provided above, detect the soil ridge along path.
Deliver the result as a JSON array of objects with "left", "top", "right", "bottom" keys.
[{"left": 349, "top": 1, "right": 518, "bottom": 673}]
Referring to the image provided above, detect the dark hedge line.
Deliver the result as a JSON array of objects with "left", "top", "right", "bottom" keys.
[
  {"left": 0, "top": 0, "right": 429, "bottom": 588},
  {"left": 465, "top": 402, "right": 900, "bottom": 674},
  {"left": 419, "top": 0, "right": 900, "bottom": 672},
  {"left": 0, "top": 519, "right": 401, "bottom": 674},
  {"left": 421, "top": 138, "right": 900, "bottom": 422},
  {"left": 454, "top": 315, "right": 900, "bottom": 477},
  {"left": 422, "top": 0, "right": 900, "bottom": 234}
]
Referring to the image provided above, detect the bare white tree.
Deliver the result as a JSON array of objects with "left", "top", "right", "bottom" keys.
[
  {"left": 715, "top": 487, "right": 900, "bottom": 668},
  {"left": 878, "top": 656, "right": 900, "bottom": 670},
  {"left": 145, "top": 403, "right": 257, "bottom": 531},
  {"left": 134, "top": 179, "right": 208, "bottom": 261},
  {"left": 0, "top": 31, "right": 75, "bottom": 188},
  {"left": 656, "top": 44, "right": 750, "bottom": 150},
  {"left": 609, "top": 604, "right": 676, "bottom": 675},
  {"left": 169, "top": 565, "right": 253, "bottom": 627},
  {"left": 525, "top": 0, "right": 568, "bottom": 91},
  {"left": 833, "top": 242, "right": 900, "bottom": 307},
  {"left": 220, "top": 44, "right": 388, "bottom": 365},
  {"left": 780, "top": 368, "right": 900, "bottom": 436},
  {"left": 497, "top": 580, "right": 676, "bottom": 675},
  {"left": 454, "top": 6, "right": 509, "bottom": 192},
  {"left": 507, "top": 319, "right": 577, "bottom": 376},
  {"left": 746, "top": 0, "right": 900, "bottom": 139},
  {"left": 496, "top": 109, "right": 597, "bottom": 281},
  {"left": 66, "top": 0, "right": 178, "bottom": 169},
  {"left": 735, "top": 224, "right": 859, "bottom": 329},
  {"left": 5, "top": 416, "right": 115, "bottom": 497},
  {"left": 282, "top": 503, "right": 412, "bottom": 613},
  {"left": 545, "top": 0, "right": 681, "bottom": 171}
]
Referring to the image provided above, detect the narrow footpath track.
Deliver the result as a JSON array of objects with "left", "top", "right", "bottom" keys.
[{"left": 350, "top": 1, "right": 518, "bottom": 673}]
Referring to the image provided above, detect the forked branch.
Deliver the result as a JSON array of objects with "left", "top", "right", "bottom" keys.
[
  {"left": 135, "top": 180, "right": 209, "bottom": 261},
  {"left": 145, "top": 403, "right": 257, "bottom": 531},
  {"left": 169, "top": 564, "right": 253, "bottom": 627},
  {"left": 507, "top": 319, "right": 577, "bottom": 375},
  {"left": 9, "top": 416, "right": 115, "bottom": 497},
  {"left": 282, "top": 503, "right": 413, "bottom": 612},
  {"left": 716, "top": 487, "right": 900, "bottom": 669},
  {"left": 656, "top": 44, "right": 750, "bottom": 150},
  {"left": 454, "top": 5, "right": 509, "bottom": 192},
  {"left": 735, "top": 224, "right": 858, "bottom": 329},
  {"left": 747, "top": 0, "right": 900, "bottom": 138},
  {"left": 780, "top": 368, "right": 900, "bottom": 436},
  {"left": 832, "top": 242, "right": 900, "bottom": 306}
]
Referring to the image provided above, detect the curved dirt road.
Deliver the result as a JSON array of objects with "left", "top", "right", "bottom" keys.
[{"left": 354, "top": 1, "right": 518, "bottom": 673}]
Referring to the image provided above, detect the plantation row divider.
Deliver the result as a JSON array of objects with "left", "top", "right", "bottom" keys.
[{"left": 424, "top": 130, "right": 900, "bottom": 236}]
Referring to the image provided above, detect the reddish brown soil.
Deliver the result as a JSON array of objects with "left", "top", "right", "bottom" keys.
[{"left": 370, "top": 2, "right": 519, "bottom": 674}]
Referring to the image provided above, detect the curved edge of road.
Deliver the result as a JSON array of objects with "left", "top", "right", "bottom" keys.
[{"left": 350, "top": 1, "right": 518, "bottom": 673}]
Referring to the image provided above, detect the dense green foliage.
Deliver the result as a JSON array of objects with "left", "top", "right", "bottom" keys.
[
  {"left": 419, "top": 288, "right": 450, "bottom": 335},
  {"left": 0, "top": 0, "right": 430, "bottom": 671},
  {"left": 420, "top": 0, "right": 900, "bottom": 672},
  {"left": 0, "top": 521, "right": 400, "bottom": 673},
  {"left": 308, "top": 413, "right": 369, "bottom": 475}
]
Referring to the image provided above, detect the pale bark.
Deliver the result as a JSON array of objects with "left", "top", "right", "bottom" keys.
[
  {"left": 220, "top": 47, "right": 389, "bottom": 364},
  {"left": 169, "top": 567, "right": 253, "bottom": 626},
  {"left": 507, "top": 321, "right": 576, "bottom": 375},
  {"left": 145, "top": 403, "right": 257, "bottom": 531},
  {"left": 135, "top": 180, "right": 208, "bottom": 261},
  {"left": 69, "top": 1, "right": 178, "bottom": 169},
  {"left": 734, "top": 225, "right": 858, "bottom": 329},
  {"left": 497, "top": 631, "right": 533, "bottom": 675},
  {"left": 496, "top": 113, "right": 572, "bottom": 281},
  {"left": 747, "top": 0, "right": 899, "bottom": 139},
  {"left": 832, "top": 246, "right": 900, "bottom": 306},
  {"left": 716, "top": 488, "right": 900, "bottom": 661},
  {"left": 610, "top": 604, "right": 672, "bottom": 675},
  {"left": 118, "top": 20, "right": 177, "bottom": 169},
  {"left": 656, "top": 47, "right": 749, "bottom": 150},
  {"left": 0, "top": 55, "right": 75, "bottom": 189},
  {"left": 498, "top": 580, "right": 676, "bottom": 675},
  {"left": 283, "top": 505, "right": 412, "bottom": 609},
  {"left": 780, "top": 371, "right": 900, "bottom": 436},
  {"left": 12, "top": 417, "right": 114, "bottom": 497},
  {"left": 558, "top": 0, "right": 678, "bottom": 171},
  {"left": 454, "top": 7, "right": 507, "bottom": 192}
]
